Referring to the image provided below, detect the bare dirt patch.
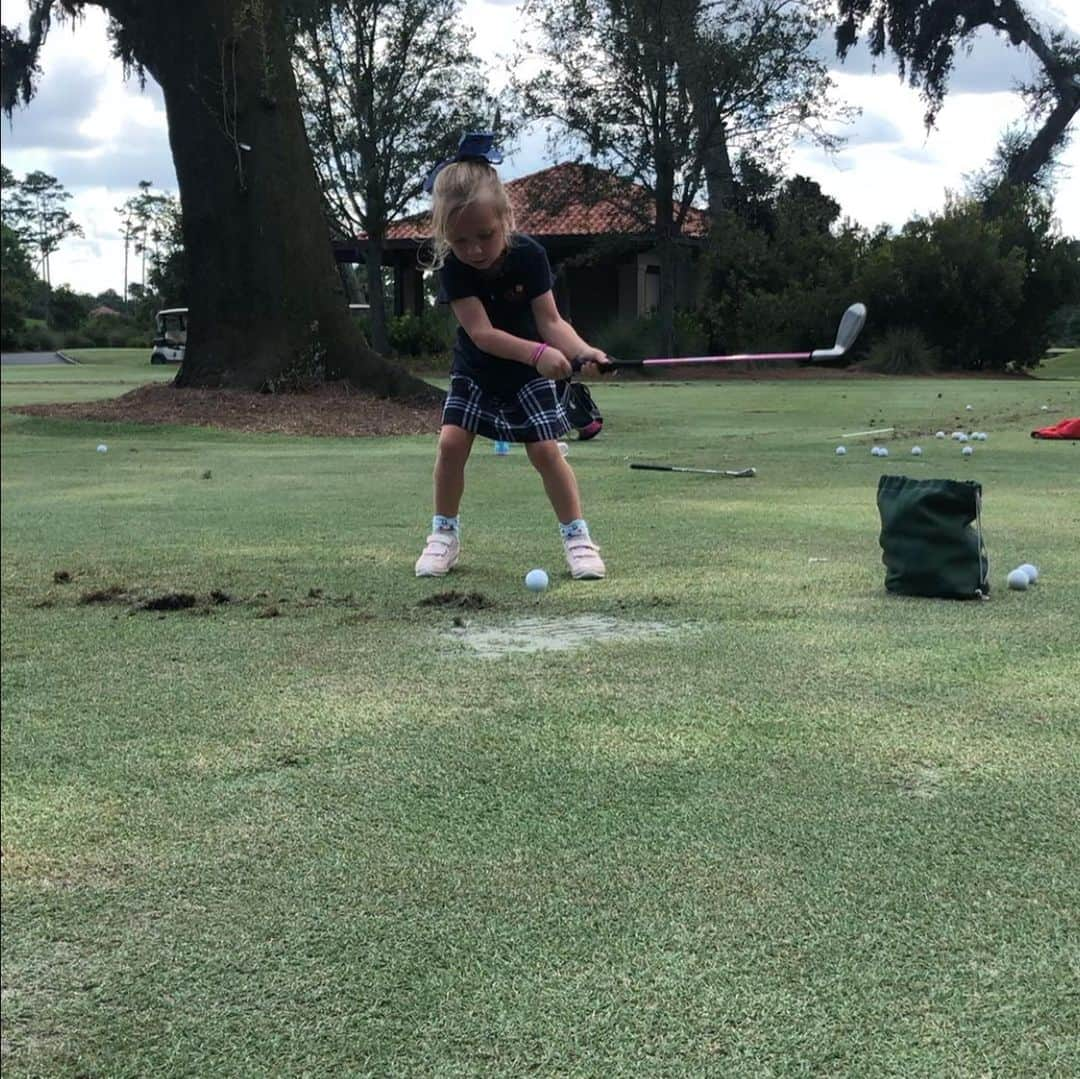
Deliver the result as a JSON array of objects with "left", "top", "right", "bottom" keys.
[{"left": 12, "top": 380, "right": 444, "bottom": 438}]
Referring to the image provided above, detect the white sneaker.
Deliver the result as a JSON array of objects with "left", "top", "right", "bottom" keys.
[
  {"left": 563, "top": 534, "right": 606, "bottom": 579},
  {"left": 415, "top": 531, "right": 460, "bottom": 577}
]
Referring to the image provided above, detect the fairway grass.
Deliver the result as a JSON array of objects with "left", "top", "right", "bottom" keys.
[{"left": 2, "top": 367, "right": 1078, "bottom": 1076}]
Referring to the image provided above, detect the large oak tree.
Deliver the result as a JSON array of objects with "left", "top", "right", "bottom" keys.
[
  {"left": 835, "top": 0, "right": 1080, "bottom": 189},
  {"left": 1, "top": 0, "right": 439, "bottom": 398}
]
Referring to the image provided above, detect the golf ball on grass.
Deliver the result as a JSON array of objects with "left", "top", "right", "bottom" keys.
[
  {"left": 525, "top": 569, "right": 549, "bottom": 592},
  {"left": 935, "top": 431, "right": 946, "bottom": 439},
  {"left": 911, "top": 446, "right": 923, "bottom": 456},
  {"left": 835, "top": 446, "right": 847, "bottom": 456},
  {"left": 1006, "top": 569, "right": 1029, "bottom": 591},
  {"left": 962, "top": 446, "right": 974, "bottom": 456},
  {"left": 96, "top": 443, "right": 108, "bottom": 453},
  {"left": 1018, "top": 562, "right": 1039, "bottom": 583}
]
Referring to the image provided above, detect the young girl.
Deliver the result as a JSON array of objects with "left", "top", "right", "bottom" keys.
[{"left": 414, "top": 151, "right": 610, "bottom": 581}]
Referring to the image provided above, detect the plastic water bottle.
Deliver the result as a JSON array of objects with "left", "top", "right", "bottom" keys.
[{"left": 494, "top": 440, "right": 510, "bottom": 456}]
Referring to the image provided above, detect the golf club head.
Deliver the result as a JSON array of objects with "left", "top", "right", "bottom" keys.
[
  {"left": 835, "top": 303, "right": 867, "bottom": 351},
  {"left": 810, "top": 303, "right": 867, "bottom": 361}
]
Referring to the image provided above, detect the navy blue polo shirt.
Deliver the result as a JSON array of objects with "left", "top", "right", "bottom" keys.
[{"left": 437, "top": 233, "right": 556, "bottom": 397}]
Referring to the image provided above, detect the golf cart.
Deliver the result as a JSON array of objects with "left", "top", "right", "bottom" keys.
[{"left": 150, "top": 308, "right": 187, "bottom": 365}]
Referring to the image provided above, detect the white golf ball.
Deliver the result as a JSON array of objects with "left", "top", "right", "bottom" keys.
[
  {"left": 835, "top": 445, "right": 847, "bottom": 456},
  {"left": 1006, "top": 568, "right": 1029, "bottom": 591},
  {"left": 962, "top": 446, "right": 974, "bottom": 456},
  {"left": 975, "top": 432, "right": 988, "bottom": 441},
  {"left": 965, "top": 404, "right": 973, "bottom": 411},
  {"left": 525, "top": 568, "right": 549, "bottom": 592},
  {"left": 96, "top": 444, "right": 108, "bottom": 453},
  {"left": 911, "top": 446, "right": 922, "bottom": 456},
  {"left": 878, "top": 446, "right": 889, "bottom": 457},
  {"left": 1018, "top": 562, "right": 1038, "bottom": 583},
  {"left": 935, "top": 431, "right": 946, "bottom": 439},
  {"left": 1041, "top": 405, "right": 1049, "bottom": 411}
]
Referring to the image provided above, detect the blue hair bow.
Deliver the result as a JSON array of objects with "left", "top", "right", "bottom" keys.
[{"left": 422, "top": 132, "right": 504, "bottom": 193}]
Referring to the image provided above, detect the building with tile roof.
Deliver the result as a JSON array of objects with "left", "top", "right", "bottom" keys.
[{"left": 334, "top": 163, "right": 710, "bottom": 337}]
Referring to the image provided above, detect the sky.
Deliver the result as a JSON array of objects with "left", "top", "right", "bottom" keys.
[{"left": 1, "top": 0, "right": 1077, "bottom": 297}]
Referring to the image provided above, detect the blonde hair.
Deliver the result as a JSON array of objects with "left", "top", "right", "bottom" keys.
[{"left": 422, "top": 160, "right": 515, "bottom": 269}]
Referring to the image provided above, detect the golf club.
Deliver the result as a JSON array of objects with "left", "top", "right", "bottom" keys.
[
  {"left": 575, "top": 303, "right": 867, "bottom": 372},
  {"left": 630, "top": 463, "right": 756, "bottom": 478}
]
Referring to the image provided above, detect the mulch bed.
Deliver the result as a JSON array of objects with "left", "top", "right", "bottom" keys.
[{"left": 12, "top": 381, "right": 444, "bottom": 438}]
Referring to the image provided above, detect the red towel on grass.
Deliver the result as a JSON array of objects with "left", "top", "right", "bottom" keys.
[{"left": 1031, "top": 417, "right": 1080, "bottom": 439}]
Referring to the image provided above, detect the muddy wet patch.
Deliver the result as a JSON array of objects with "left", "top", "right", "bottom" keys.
[{"left": 446, "top": 613, "right": 676, "bottom": 658}]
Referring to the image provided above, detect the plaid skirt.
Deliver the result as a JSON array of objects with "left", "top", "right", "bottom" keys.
[{"left": 441, "top": 374, "right": 573, "bottom": 443}]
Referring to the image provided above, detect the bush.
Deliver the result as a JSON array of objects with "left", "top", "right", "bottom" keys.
[
  {"left": 594, "top": 310, "right": 708, "bottom": 364},
  {"left": 862, "top": 326, "right": 939, "bottom": 374},
  {"left": 59, "top": 332, "right": 95, "bottom": 350},
  {"left": 387, "top": 311, "right": 454, "bottom": 357},
  {"left": 855, "top": 191, "right": 1080, "bottom": 371},
  {"left": 14, "top": 324, "right": 58, "bottom": 352},
  {"left": 83, "top": 314, "right": 148, "bottom": 349},
  {"left": 1046, "top": 304, "right": 1080, "bottom": 348},
  {"left": 47, "top": 286, "right": 89, "bottom": 331}
]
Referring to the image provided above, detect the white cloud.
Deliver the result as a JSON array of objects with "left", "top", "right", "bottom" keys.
[{"left": 1, "top": 0, "right": 1077, "bottom": 295}]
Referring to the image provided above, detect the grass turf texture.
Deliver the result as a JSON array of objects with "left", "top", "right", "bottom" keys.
[
  {"left": 2, "top": 365, "right": 1078, "bottom": 1076},
  {"left": 1, "top": 349, "right": 175, "bottom": 407},
  {"left": 1034, "top": 348, "right": 1080, "bottom": 380}
]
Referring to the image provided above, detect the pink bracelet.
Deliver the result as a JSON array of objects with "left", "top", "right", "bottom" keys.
[{"left": 530, "top": 342, "right": 548, "bottom": 367}]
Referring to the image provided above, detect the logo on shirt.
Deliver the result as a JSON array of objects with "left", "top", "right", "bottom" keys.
[{"left": 503, "top": 283, "right": 526, "bottom": 302}]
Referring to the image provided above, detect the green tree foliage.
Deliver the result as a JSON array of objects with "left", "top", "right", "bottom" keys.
[
  {"left": 292, "top": 0, "right": 498, "bottom": 354},
  {"left": 46, "top": 283, "right": 89, "bottom": 330},
  {"left": 3, "top": 168, "right": 82, "bottom": 285},
  {"left": 700, "top": 159, "right": 866, "bottom": 353},
  {"left": 834, "top": 0, "right": 1080, "bottom": 190},
  {"left": 857, "top": 191, "right": 1080, "bottom": 369},
  {"left": 1, "top": 221, "right": 37, "bottom": 347},
  {"left": 516, "top": 0, "right": 847, "bottom": 353}
]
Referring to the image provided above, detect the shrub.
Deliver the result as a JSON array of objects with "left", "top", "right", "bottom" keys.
[
  {"left": 862, "top": 326, "right": 939, "bottom": 374},
  {"left": 387, "top": 312, "right": 454, "bottom": 357},
  {"left": 59, "top": 332, "right": 95, "bottom": 350},
  {"left": 16, "top": 324, "right": 58, "bottom": 352},
  {"left": 594, "top": 310, "right": 708, "bottom": 364},
  {"left": 1046, "top": 304, "right": 1080, "bottom": 348},
  {"left": 83, "top": 314, "right": 147, "bottom": 348}
]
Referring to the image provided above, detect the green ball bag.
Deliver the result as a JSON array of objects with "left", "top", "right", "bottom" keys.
[{"left": 877, "top": 476, "right": 989, "bottom": 599}]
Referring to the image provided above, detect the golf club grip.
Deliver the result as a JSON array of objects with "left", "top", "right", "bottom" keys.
[
  {"left": 571, "top": 355, "right": 632, "bottom": 373},
  {"left": 629, "top": 463, "right": 675, "bottom": 472}
]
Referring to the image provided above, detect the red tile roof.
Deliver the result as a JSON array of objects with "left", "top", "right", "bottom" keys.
[{"left": 380, "top": 162, "right": 709, "bottom": 242}]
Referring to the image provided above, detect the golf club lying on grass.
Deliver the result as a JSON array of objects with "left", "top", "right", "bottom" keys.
[
  {"left": 575, "top": 303, "right": 867, "bottom": 372},
  {"left": 630, "top": 463, "right": 756, "bottom": 478}
]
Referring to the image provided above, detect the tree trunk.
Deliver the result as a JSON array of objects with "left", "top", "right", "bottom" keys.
[
  {"left": 692, "top": 90, "right": 735, "bottom": 221},
  {"left": 365, "top": 236, "right": 391, "bottom": 355},
  {"left": 98, "top": 0, "right": 437, "bottom": 400},
  {"left": 655, "top": 148, "right": 677, "bottom": 358}
]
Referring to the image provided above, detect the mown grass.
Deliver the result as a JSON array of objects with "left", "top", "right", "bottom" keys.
[
  {"left": 1, "top": 349, "right": 175, "bottom": 406},
  {"left": 2, "top": 362, "right": 1078, "bottom": 1076},
  {"left": 1035, "top": 348, "right": 1080, "bottom": 379}
]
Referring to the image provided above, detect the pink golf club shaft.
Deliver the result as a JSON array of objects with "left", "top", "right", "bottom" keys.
[{"left": 638, "top": 351, "right": 809, "bottom": 366}]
